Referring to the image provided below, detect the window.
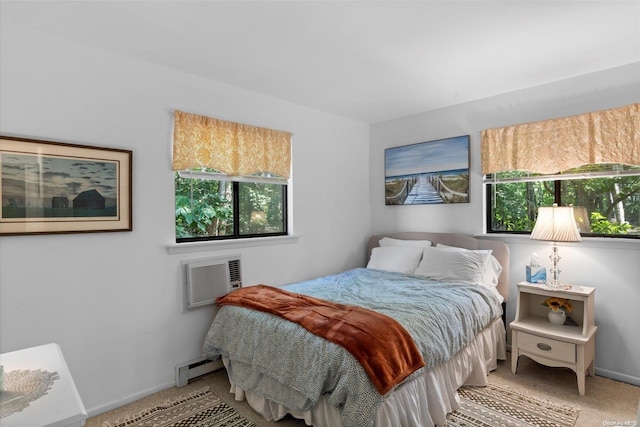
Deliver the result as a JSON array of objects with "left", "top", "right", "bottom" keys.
[
  {"left": 486, "top": 164, "right": 640, "bottom": 238},
  {"left": 172, "top": 111, "right": 291, "bottom": 243},
  {"left": 175, "top": 170, "right": 287, "bottom": 242},
  {"left": 481, "top": 103, "right": 639, "bottom": 239}
]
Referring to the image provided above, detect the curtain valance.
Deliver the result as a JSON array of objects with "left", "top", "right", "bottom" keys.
[
  {"left": 172, "top": 110, "right": 292, "bottom": 179},
  {"left": 481, "top": 103, "right": 640, "bottom": 175}
]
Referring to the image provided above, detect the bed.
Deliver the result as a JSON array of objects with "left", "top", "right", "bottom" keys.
[{"left": 203, "top": 232, "right": 509, "bottom": 427}]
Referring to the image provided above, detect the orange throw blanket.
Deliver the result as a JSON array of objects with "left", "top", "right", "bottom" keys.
[{"left": 216, "top": 284, "right": 425, "bottom": 395}]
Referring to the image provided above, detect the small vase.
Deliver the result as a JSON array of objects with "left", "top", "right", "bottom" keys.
[{"left": 547, "top": 310, "right": 566, "bottom": 325}]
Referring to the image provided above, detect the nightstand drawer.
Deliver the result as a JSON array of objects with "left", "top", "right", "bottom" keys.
[{"left": 518, "top": 332, "right": 576, "bottom": 363}]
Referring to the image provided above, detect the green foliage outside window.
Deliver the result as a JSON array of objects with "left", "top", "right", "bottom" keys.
[
  {"left": 175, "top": 174, "right": 233, "bottom": 239},
  {"left": 175, "top": 171, "right": 286, "bottom": 241},
  {"left": 238, "top": 182, "right": 285, "bottom": 235},
  {"left": 488, "top": 166, "right": 640, "bottom": 237},
  {"left": 589, "top": 212, "right": 632, "bottom": 234}
]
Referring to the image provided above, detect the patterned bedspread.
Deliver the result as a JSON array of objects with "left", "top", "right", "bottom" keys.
[{"left": 202, "top": 268, "right": 503, "bottom": 427}]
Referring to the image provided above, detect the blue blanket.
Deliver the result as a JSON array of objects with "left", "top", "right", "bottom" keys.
[{"left": 203, "top": 268, "right": 503, "bottom": 427}]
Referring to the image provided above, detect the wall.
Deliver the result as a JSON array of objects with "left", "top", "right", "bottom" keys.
[
  {"left": 370, "top": 62, "right": 640, "bottom": 385},
  {"left": 0, "top": 23, "right": 371, "bottom": 415}
]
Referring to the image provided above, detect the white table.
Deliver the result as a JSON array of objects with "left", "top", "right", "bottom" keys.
[
  {"left": 510, "top": 282, "right": 597, "bottom": 395},
  {"left": 0, "top": 343, "right": 87, "bottom": 427}
]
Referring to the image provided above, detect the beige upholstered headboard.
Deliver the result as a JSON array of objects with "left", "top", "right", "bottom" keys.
[{"left": 368, "top": 232, "right": 510, "bottom": 302}]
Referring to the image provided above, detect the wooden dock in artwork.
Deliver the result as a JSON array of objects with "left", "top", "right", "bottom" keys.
[
  {"left": 386, "top": 173, "right": 468, "bottom": 205},
  {"left": 403, "top": 175, "right": 442, "bottom": 204}
]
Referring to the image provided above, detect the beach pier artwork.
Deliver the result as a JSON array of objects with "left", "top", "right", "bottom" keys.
[{"left": 385, "top": 136, "right": 469, "bottom": 205}]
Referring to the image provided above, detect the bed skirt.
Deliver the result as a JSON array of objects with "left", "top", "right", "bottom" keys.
[{"left": 223, "top": 317, "right": 506, "bottom": 427}]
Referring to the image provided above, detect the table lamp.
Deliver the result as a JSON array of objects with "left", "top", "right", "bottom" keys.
[{"left": 530, "top": 204, "right": 582, "bottom": 287}]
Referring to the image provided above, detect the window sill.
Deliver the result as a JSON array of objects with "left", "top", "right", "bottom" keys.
[
  {"left": 476, "top": 233, "right": 639, "bottom": 249},
  {"left": 167, "top": 234, "right": 300, "bottom": 255}
]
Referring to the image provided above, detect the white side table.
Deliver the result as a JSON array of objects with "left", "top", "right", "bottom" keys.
[
  {"left": 510, "top": 281, "right": 597, "bottom": 396},
  {"left": 0, "top": 343, "right": 87, "bottom": 427}
]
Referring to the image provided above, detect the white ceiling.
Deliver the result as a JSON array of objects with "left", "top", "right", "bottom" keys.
[{"left": 2, "top": 1, "right": 639, "bottom": 123}]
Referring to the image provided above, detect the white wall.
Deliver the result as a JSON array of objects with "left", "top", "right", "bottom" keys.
[
  {"left": 370, "top": 63, "right": 640, "bottom": 385},
  {"left": 0, "top": 23, "right": 371, "bottom": 415}
]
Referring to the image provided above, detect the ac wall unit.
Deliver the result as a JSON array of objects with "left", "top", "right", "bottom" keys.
[{"left": 182, "top": 255, "right": 242, "bottom": 309}]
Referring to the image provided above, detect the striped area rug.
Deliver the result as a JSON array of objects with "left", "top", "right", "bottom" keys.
[
  {"left": 447, "top": 382, "right": 579, "bottom": 426},
  {"left": 103, "top": 382, "right": 578, "bottom": 427},
  {"left": 103, "top": 387, "right": 256, "bottom": 427}
]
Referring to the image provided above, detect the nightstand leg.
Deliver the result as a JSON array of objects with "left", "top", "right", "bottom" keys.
[
  {"left": 511, "top": 332, "right": 519, "bottom": 374},
  {"left": 587, "top": 340, "right": 596, "bottom": 376},
  {"left": 577, "top": 373, "right": 586, "bottom": 396},
  {"left": 577, "top": 346, "right": 586, "bottom": 396}
]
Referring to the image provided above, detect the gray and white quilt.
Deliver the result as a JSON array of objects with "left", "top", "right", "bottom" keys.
[{"left": 203, "top": 268, "right": 503, "bottom": 427}]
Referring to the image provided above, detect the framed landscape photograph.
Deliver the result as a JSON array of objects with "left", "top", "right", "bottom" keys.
[
  {"left": 0, "top": 136, "right": 132, "bottom": 235},
  {"left": 385, "top": 135, "right": 469, "bottom": 205}
]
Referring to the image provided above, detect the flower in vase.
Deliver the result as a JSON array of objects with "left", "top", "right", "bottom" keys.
[{"left": 542, "top": 297, "right": 572, "bottom": 312}]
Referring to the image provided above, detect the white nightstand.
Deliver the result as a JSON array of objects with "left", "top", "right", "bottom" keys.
[
  {"left": 0, "top": 343, "right": 87, "bottom": 427},
  {"left": 510, "top": 281, "right": 597, "bottom": 396}
]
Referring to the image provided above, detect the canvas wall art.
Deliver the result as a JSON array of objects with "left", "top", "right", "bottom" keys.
[{"left": 385, "top": 135, "right": 469, "bottom": 205}]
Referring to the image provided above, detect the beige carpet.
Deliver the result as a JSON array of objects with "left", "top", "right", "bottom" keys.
[{"left": 87, "top": 354, "right": 640, "bottom": 427}]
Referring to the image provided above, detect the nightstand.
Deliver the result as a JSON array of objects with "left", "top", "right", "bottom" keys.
[{"left": 510, "top": 281, "right": 597, "bottom": 396}]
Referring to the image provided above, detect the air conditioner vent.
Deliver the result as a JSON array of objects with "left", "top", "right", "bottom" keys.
[
  {"left": 228, "top": 258, "right": 241, "bottom": 289},
  {"left": 182, "top": 255, "right": 242, "bottom": 309}
]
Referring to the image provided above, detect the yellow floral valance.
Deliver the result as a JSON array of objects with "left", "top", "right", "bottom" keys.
[
  {"left": 481, "top": 103, "right": 640, "bottom": 175},
  {"left": 173, "top": 110, "right": 292, "bottom": 179}
]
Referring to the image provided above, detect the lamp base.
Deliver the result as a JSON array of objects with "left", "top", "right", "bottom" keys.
[{"left": 547, "top": 243, "right": 561, "bottom": 288}]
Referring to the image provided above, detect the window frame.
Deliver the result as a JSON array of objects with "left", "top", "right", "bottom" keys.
[
  {"left": 175, "top": 171, "right": 288, "bottom": 243},
  {"left": 485, "top": 167, "right": 640, "bottom": 240}
]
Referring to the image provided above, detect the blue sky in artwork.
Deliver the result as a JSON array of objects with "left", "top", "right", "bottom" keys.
[{"left": 385, "top": 136, "right": 469, "bottom": 177}]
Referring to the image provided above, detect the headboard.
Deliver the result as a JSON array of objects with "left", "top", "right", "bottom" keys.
[{"left": 368, "top": 232, "right": 510, "bottom": 302}]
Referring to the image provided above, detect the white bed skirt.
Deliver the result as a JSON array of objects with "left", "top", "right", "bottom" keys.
[{"left": 225, "top": 318, "right": 506, "bottom": 427}]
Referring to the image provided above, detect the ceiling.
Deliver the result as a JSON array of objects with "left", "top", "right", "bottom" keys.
[{"left": 2, "top": 1, "right": 639, "bottom": 123}]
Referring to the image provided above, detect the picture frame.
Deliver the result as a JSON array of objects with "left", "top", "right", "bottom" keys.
[
  {"left": 385, "top": 135, "right": 469, "bottom": 205},
  {"left": 0, "top": 136, "right": 132, "bottom": 235}
]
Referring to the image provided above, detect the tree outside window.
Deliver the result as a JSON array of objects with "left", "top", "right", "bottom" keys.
[
  {"left": 175, "top": 169, "right": 287, "bottom": 242},
  {"left": 487, "top": 165, "right": 640, "bottom": 238}
]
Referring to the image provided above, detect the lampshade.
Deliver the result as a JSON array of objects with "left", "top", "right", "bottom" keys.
[{"left": 530, "top": 205, "right": 582, "bottom": 242}]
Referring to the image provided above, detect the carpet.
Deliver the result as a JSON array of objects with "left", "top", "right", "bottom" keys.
[
  {"left": 103, "top": 382, "right": 578, "bottom": 427},
  {"left": 103, "top": 387, "right": 256, "bottom": 427},
  {"left": 447, "top": 382, "right": 579, "bottom": 427}
]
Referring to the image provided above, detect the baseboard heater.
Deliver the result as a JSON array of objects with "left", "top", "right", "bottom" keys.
[{"left": 175, "top": 357, "right": 225, "bottom": 387}]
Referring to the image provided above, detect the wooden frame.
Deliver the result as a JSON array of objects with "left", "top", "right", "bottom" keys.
[
  {"left": 385, "top": 135, "right": 470, "bottom": 205},
  {"left": 0, "top": 136, "right": 132, "bottom": 235}
]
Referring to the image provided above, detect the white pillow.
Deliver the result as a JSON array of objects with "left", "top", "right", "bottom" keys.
[
  {"left": 485, "top": 255, "right": 503, "bottom": 285},
  {"left": 435, "top": 243, "right": 502, "bottom": 286},
  {"left": 414, "top": 246, "right": 488, "bottom": 284},
  {"left": 366, "top": 246, "right": 424, "bottom": 274},
  {"left": 379, "top": 237, "right": 432, "bottom": 248}
]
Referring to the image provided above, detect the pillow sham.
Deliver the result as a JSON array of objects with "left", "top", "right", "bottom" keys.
[
  {"left": 379, "top": 237, "right": 432, "bottom": 248},
  {"left": 435, "top": 243, "right": 502, "bottom": 286},
  {"left": 366, "top": 246, "right": 424, "bottom": 274},
  {"left": 413, "top": 245, "right": 488, "bottom": 285}
]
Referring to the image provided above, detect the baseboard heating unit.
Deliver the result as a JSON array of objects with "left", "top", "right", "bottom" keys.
[{"left": 175, "top": 357, "right": 224, "bottom": 387}]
